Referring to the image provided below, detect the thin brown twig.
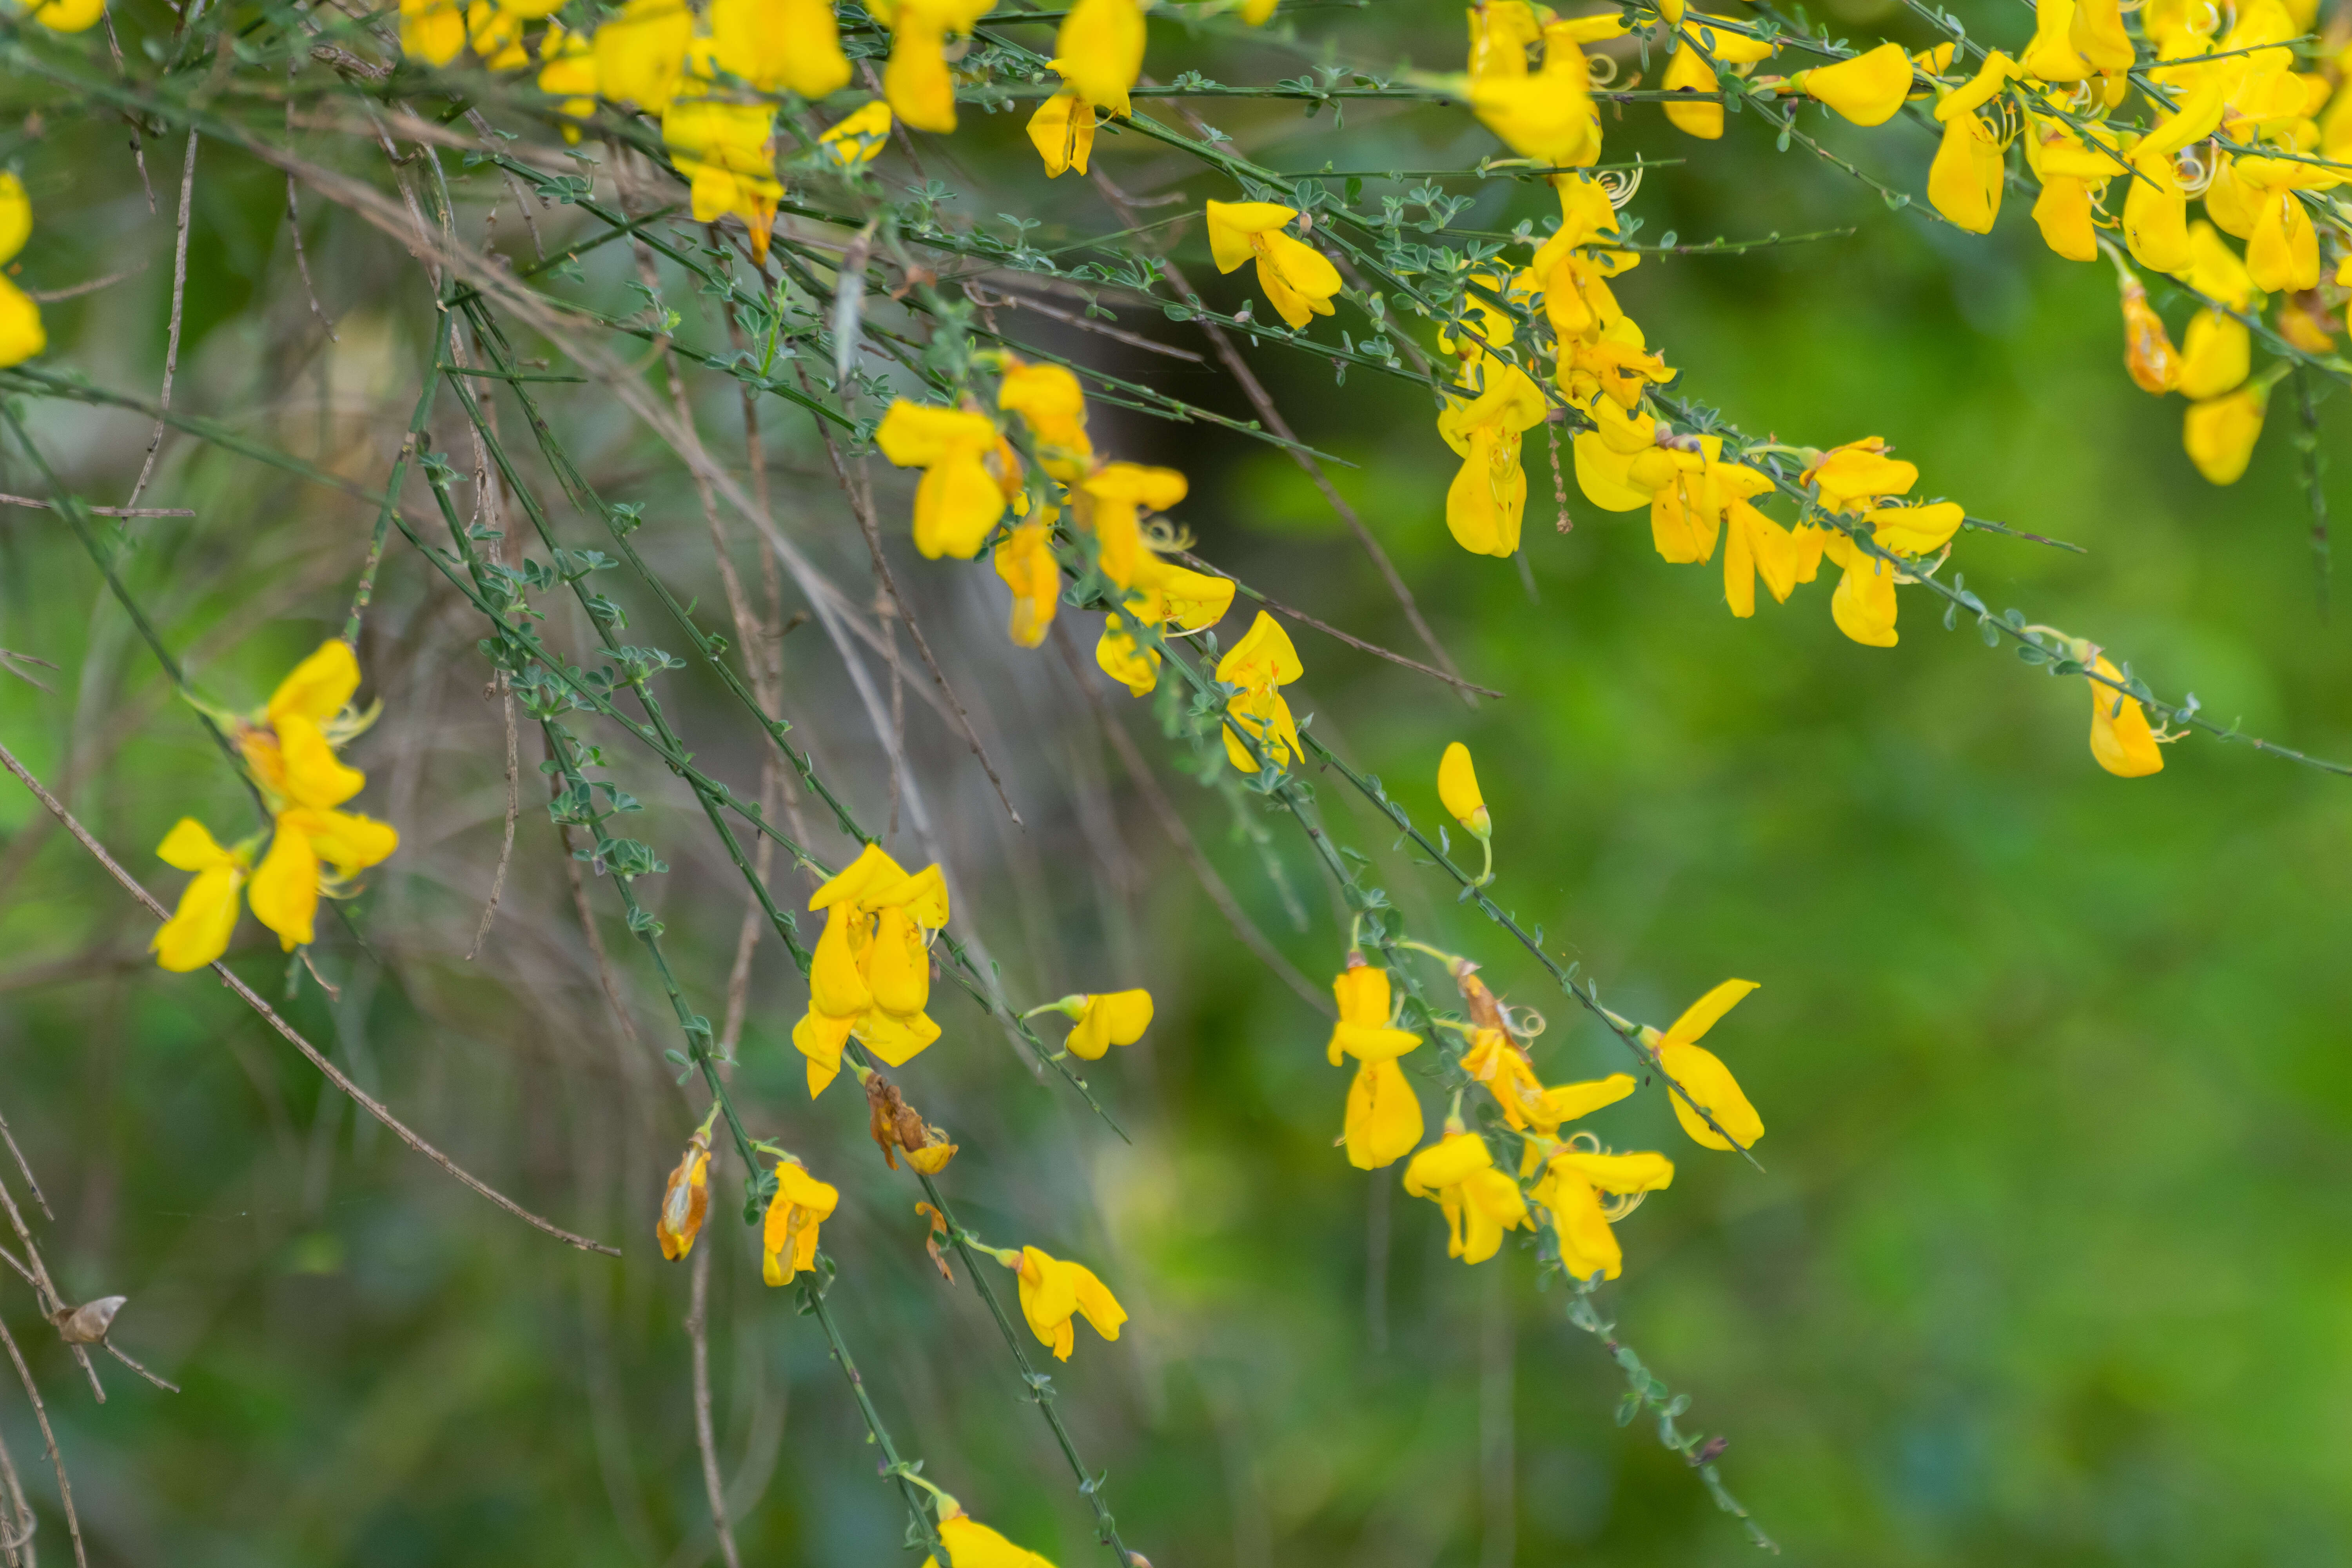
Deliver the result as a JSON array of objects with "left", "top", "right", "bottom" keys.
[
  {"left": 126, "top": 131, "right": 198, "bottom": 512},
  {"left": 466, "top": 680, "right": 520, "bottom": 960},
  {"left": 0, "top": 1315, "right": 82, "bottom": 1568},
  {"left": 964, "top": 280, "right": 1207, "bottom": 362},
  {"left": 0, "top": 494, "right": 189, "bottom": 518},
  {"left": 687, "top": 1240, "right": 742, "bottom": 1568},
  {"left": 0, "top": 1107, "right": 51, "bottom": 1223},
  {"left": 99, "top": 1343, "right": 178, "bottom": 1395},
  {"left": 23, "top": 265, "right": 147, "bottom": 305},
  {"left": 1173, "top": 550, "right": 1505, "bottom": 698},
  {"left": 0, "top": 1176, "right": 101, "bottom": 1403},
  {"left": 0, "top": 738, "right": 622, "bottom": 1257}
]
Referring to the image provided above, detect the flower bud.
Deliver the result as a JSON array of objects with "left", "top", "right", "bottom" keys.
[
  {"left": 656, "top": 1126, "right": 713, "bottom": 1261},
  {"left": 1437, "top": 742, "right": 1491, "bottom": 839},
  {"left": 2118, "top": 278, "right": 2180, "bottom": 395}
]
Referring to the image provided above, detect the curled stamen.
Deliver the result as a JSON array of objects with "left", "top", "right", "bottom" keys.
[
  {"left": 1505, "top": 1004, "right": 1547, "bottom": 1039},
  {"left": 1601, "top": 1191, "right": 1649, "bottom": 1221},
  {"left": 1565, "top": 1129, "right": 1604, "bottom": 1154},
  {"left": 1597, "top": 165, "right": 1644, "bottom": 208},
  {"left": 1587, "top": 52, "right": 1620, "bottom": 86},
  {"left": 2176, "top": 142, "right": 2216, "bottom": 197}
]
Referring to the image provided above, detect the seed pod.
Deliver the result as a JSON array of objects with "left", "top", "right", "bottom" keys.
[
  {"left": 51, "top": 1295, "right": 125, "bottom": 1345},
  {"left": 2119, "top": 278, "right": 2181, "bottom": 396}
]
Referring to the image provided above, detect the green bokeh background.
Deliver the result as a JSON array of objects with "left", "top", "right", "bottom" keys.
[{"left": 0, "top": 2, "right": 2348, "bottom": 1564}]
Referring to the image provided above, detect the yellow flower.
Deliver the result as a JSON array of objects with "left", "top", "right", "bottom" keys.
[
  {"left": 1064, "top": 989, "right": 1153, "bottom": 1058},
  {"left": 1661, "top": 15, "right": 1776, "bottom": 140},
  {"left": 1532, "top": 1148, "right": 1674, "bottom": 1281},
  {"left": 1077, "top": 461, "right": 1185, "bottom": 588},
  {"left": 1803, "top": 437, "right": 1917, "bottom": 514},
  {"left": 2177, "top": 309, "right": 2250, "bottom": 400},
  {"left": 2087, "top": 653, "right": 2167, "bottom": 776},
  {"left": 2122, "top": 150, "right": 2191, "bottom": 273},
  {"left": 656, "top": 1127, "right": 712, "bottom": 1260},
  {"left": 1795, "top": 41, "right": 1915, "bottom": 126},
  {"left": 1203, "top": 200, "right": 1343, "bottom": 330},
  {"left": 218, "top": 640, "right": 398, "bottom": 951},
  {"left": 710, "top": 0, "right": 851, "bottom": 99},
  {"left": 593, "top": 0, "right": 693, "bottom": 111},
  {"left": 1214, "top": 611, "right": 1303, "bottom": 772},
  {"left": 1403, "top": 1130, "right": 1529, "bottom": 1264},
  {"left": 997, "top": 357, "right": 1093, "bottom": 478},
  {"left": 1437, "top": 364, "right": 1546, "bottom": 557},
  {"left": 1470, "top": 44, "right": 1602, "bottom": 166},
  {"left": 663, "top": 61, "right": 782, "bottom": 262},
  {"left": 0, "top": 174, "right": 45, "bottom": 370},
  {"left": 1053, "top": 0, "right": 1146, "bottom": 115},
  {"left": 1437, "top": 742, "right": 1488, "bottom": 837},
  {"left": 1014, "top": 1246, "right": 1127, "bottom": 1360},
  {"left": 993, "top": 516, "right": 1062, "bottom": 648},
  {"left": 247, "top": 806, "right": 399, "bottom": 951},
  {"left": 2183, "top": 383, "right": 2266, "bottom": 485},
  {"left": 236, "top": 640, "right": 373, "bottom": 808},
  {"left": 25, "top": 0, "right": 105, "bottom": 31},
  {"left": 2023, "top": 120, "right": 2121, "bottom": 263},
  {"left": 2120, "top": 275, "right": 2182, "bottom": 393},
  {"left": 1926, "top": 51, "right": 2016, "bottom": 233},
  {"left": 1818, "top": 530, "right": 1900, "bottom": 647},
  {"left": 817, "top": 100, "right": 893, "bottom": 175},
  {"left": 2022, "top": 0, "right": 2089, "bottom": 80},
  {"left": 538, "top": 24, "right": 599, "bottom": 143},
  {"left": 1027, "top": 89, "right": 1097, "bottom": 177},
  {"left": 1325, "top": 962, "right": 1423, "bottom": 1169},
  {"left": 2070, "top": 0, "right": 2134, "bottom": 73},
  {"left": 1240, "top": 0, "right": 1276, "bottom": 20},
  {"left": 793, "top": 842, "right": 952, "bottom": 1094},
  {"left": 2243, "top": 179, "right": 2321, "bottom": 294},
  {"left": 466, "top": 1, "right": 529, "bottom": 69},
  {"left": 1094, "top": 554, "right": 1232, "bottom": 695},
  {"left": 872, "top": 0, "right": 997, "bottom": 133},
  {"left": 920, "top": 1506, "right": 1060, "bottom": 1568},
  {"left": 761, "top": 1158, "right": 839, "bottom": 1285},
  {"left": 151, "top": 820, "right": 252, "bottom": 972},
  {"left": 873, "top": 400, "right": 1014, "bottom": 559},
  {"left": 399, "top": 0, "right": 466, "bottom": 65},
  {"left": 1467, "top": 0, "right": 1544, "bottom": 79},
  {"left": 1640, "top": 978, "right": 1763, "bottom": 1151},
  {"left": 1716, "top": 465, "right": 1803, "bottom": 617}
]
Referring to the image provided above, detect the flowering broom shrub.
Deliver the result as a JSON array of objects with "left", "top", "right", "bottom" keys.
[{"left": 0, "top": 0, "right": 2347, "bottom": 1557}]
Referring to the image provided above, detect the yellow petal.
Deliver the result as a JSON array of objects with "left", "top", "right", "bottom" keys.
[
  {"left": 266, "top": 640, "right": 361, "bottom": 726},
  {"left": 856, "top": 1005, "right": 941, "bottom": 1066},
  {"left": 157, "top": 817, "right": 236, "bottom": 872},
  {"left": 1661, "top": 976, "right": 1758, "bottom": 1048},
  {"left": 247, "top": 818, "right": 321, "bottom": 951},
  {"left": 1068, "top": 988, "right": 1152, "bottom": 1058},
  {"left": 151, "top": 862, "right": 245, "bottom": 971},
  {"left": 1658, "top": 1040, "right": 1764, "bottom": 1151},
  {"left": 1437, "top": 741, "right": 1486, "bottom": 829},
  {"left": 1344, "top": 1057, "right": 1425, "bottom": 1169},
  {"left": 2183, "top": 385, "right": 2265, "bottom": 485},
  {"left": 1802, "top": 42, "right": 1915, "bottom": 127},
  {"left": 2087, "top": 655, "right": 2165, "bottom": 776}
]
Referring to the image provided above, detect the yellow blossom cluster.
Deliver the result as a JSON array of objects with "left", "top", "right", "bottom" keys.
[
  {"left": 793, "top": 840, "right": 953, "bottom": 1095},
  {"left": 1319, "top": 749, "right": 1773, "bottom": 1283},
  {"left": 150, "top": 641, "right": 399, "bottom": 971},
  {"left": 874, "top": 356, "right": 1318, "bottom": 778}
]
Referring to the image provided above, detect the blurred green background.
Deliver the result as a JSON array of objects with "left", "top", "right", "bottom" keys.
[{"left": 1, "top": 2, "right": 2349, "bottom": 1564}]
